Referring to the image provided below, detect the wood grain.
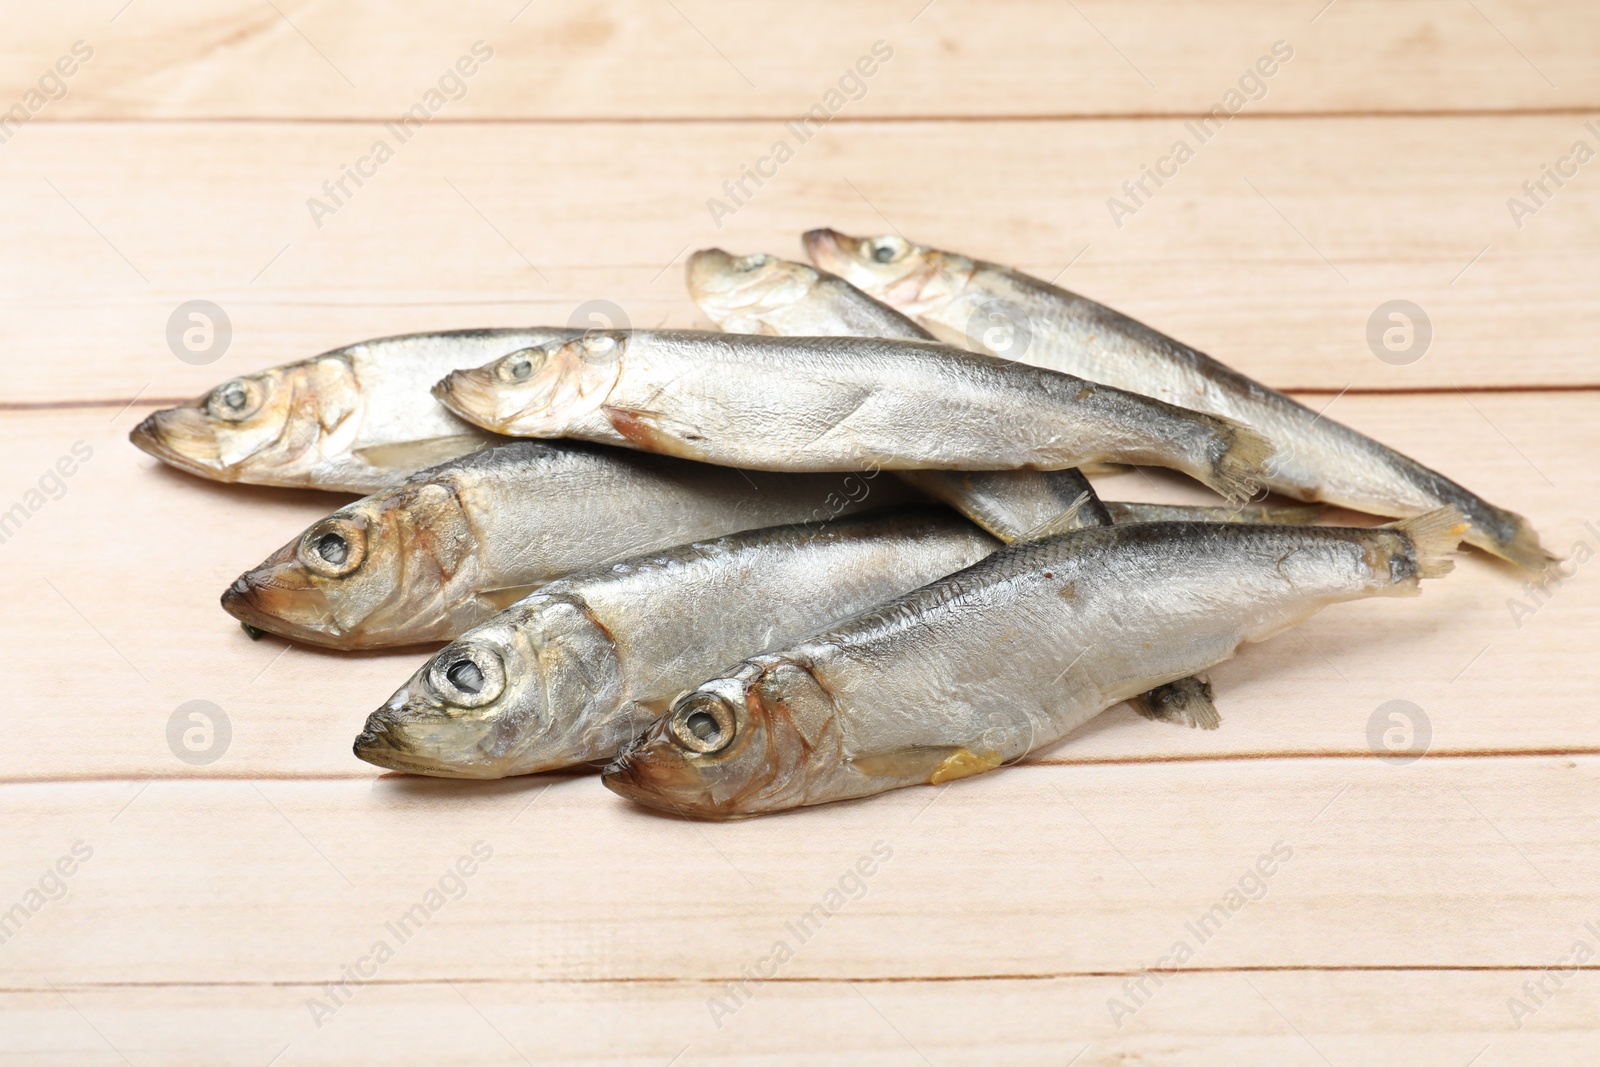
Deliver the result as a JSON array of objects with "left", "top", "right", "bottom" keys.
[
  {"left": 3, "top": 117, "right": 1597, "bottom": 406},
  {"left": 4, "top": 6, "right": 1597, "bottom": 1062},
  {"left": 1, "top": 756, "right": 1593, "bottom": 991},
  {"left": 2, "top": 1, "right": 1595, "bottom": 120},
  {"left": 0, "top": 393, "right": 1589, "bottom": 782},
  {"left": 4, "top": 971, "right": 1592, "bottom": 1066}
]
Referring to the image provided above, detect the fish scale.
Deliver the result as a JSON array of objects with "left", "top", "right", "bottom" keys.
[
  {"left": 805, "top": 228, "right": 1554, "bottom": 570},
  {"left": 604, "top": 508, "right": 1468, "bottom": 819}
]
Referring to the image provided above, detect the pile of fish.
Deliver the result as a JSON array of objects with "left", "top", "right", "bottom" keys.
[{"left": 131, "top": 230, "right": 1552, "bottom": 819}]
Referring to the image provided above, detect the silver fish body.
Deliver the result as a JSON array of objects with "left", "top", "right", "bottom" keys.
[
  {"left": 354, "top": 508, "right": 999, "bottom": 777},
  {"left": 688, "top": 248, "right": 1105, "bottom": 543},
  {"left": 686, "top": 250, "right": 1309, "bottom": 728},
  {"left": 604, "top": 509, "right": 1467, "bottom": 818},
  {"left": 804, "top": 229, "right": 1552, "bottom": 569},
  {"left": 131, "top": 328, "right": 576, "bottom": 491},
  {"left": 434, "top": 329, "right": 1274, "bottom": 502},
  {"left": 221, "top": 440, "right": 914, "bottom": 649},
  {"left": 686, "top": 249, "right": 1324, "bottom": 542},
  {"left": 1103, "top": 501, "right": 1324, "bottom": 525}
]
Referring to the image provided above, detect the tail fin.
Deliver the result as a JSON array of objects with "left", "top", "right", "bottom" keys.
[
  {"left": 1206, "top": 420, "right": 1276, "bottom": 504},
  {"left": 1384, "top": 506, "right": 1469, "bottom": 580},
  {"left": 1471, "top": 512, "right": 1560, "bottom": 572}
]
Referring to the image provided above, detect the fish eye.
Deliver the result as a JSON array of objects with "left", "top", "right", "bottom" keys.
[
  {"left": 732, "top": 253, "right": 770, "bottom": 272},
  {"left": 428, "top": 644, "right": 505, "bottom": 707},
  {"left": 315, "top": 532, "right": 348, "bottom": 565},
  {"left": 298, "top": 515, "right": 367, "bottom": 578},
  {"left": 668, "top": 693, "right": 737, "bottom": 755},
  {"left": 498, "top": 348, "right": 542, "bottom": 383},
  {"left": 207, "top": 378, "right": 262, "bottom": 422},
  {"left": 447, "top": 660, "right": 484, "bottom": 693},
  {"left": 868, "top": 237, "right": 907, "bottom": 264}
]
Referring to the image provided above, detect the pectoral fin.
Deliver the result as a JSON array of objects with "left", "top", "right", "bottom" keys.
[
  {"left": 354, "top": 435, "right": 491, "bottom": 472},
  {"left": 479, "top": 584, "right": 540, "bottom": 611},
  {"left": 1130, "top": 675, "right": 1220, "bottom": 730},
  {"left": 1013, "top": 491, "right": 1092, "bottom": 543},
  {"left": 849, "top": 745, "right": 1004, "bottom": 785},
  {"left": 604, "top": 406, "right": 707, "bottom": 450}
]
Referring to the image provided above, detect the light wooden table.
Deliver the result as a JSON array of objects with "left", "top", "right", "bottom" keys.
[{"left": 2, "top": 3, "right": 1596, "bottom": 1063}]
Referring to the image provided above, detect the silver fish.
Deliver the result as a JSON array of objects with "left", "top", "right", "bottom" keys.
[
  {"left": 687, "top": 247, "right": 1098, "bottom": 543},
  {"left": 433, "top": 330, "right": 1274, "bottom": 502},
  {"left": 604, "top": 508, "right": 1467, "bottom": 818},
  {"left": 131, "top": 328, "right": 576, "bottom": 491},
  {"left": 687, "top": 247, "right": 937, "bottom": 341},
  {"left": 686, "top": 249, "right": 1322, "bottom": 545},
  {"left": 804, "top": 229, "right": 1553, "bottom": 569},
  {"left": 354, "top": 508, "right": 999, "bottom": 777},
  {"left": 686, "top": 248, "right": 1333, "bottom": 729},
  {"left": 1103, "top": 501, "right": 1325, "bottom": 525},
  {"left": 221, "top": 440, "right": 914, "bottom": 649}
]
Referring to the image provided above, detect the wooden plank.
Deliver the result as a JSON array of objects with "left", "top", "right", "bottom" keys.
[
  {"left": 4, "top": 7, "right": 1594, "bottom": 1063},
  {"left": 2, "top": 756, "right": 1594, "bottom": 989},
  {"left": 3, "top": 1, "right": 1596, "bottom": 120},
  {"left": 3, "top": 971, "right": 1591, "bottom": 1065},
  {"left": 3, "top": 117, "right": 1597, "bottom": 405},
  {"left": 0, "top": 392, "right": 1590, "bottom": 782}
]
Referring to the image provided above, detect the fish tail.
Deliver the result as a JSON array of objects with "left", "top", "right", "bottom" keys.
[
  {"left": 1130, "top": 675, "right": 1220, "bottom": 730},
  {"left": 1206, "top": 420, "right": 1275, "bottom": 504},
  {"left": 1384, "top": 506, "right": 1470, "bottom": 581},
  {"left": 1468, "top": 512, "right": 1560, "bottom": 571}
]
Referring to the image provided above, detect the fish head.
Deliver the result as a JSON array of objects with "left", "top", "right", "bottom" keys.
[
  {"left": 603, "top": 659, "right": 841, "bottom": 819},
  {"left": 354, "top": 597, "right": 626, "bottom": 777},
  {"left": 221, "top": 478, "right": 484, "bottom": 648},
  {"left": 432, "top": 335, "right": 625, "bottom": 437},
  {"left": 130, "top": 357, "right": 361, "bottom": 486},
  {"left": 801, "top": 228, "right": 974, "bottom": 318},
  {"left": 685, "top": 248, "right": 821, "bottom": 332}
]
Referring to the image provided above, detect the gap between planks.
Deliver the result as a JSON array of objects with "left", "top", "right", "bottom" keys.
[
  {"left": 17, "top": 107, "right": 1600, "bottom": 126},
  {"left": 4, "top": 749, "right": 1594, "bottom": 788},
  {"left": 6, "top": 963, "right": 1596, "bottom": 996}
]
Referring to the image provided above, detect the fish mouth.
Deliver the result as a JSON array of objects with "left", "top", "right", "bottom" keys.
[
  {"left": 685, "top": 248, "right": 738, "bottom": 301},
  {"left": 129, "top": 405, "right": 226, "bottom": 479},
  {"left": 600, "top": 750, "right": 661, "bottom": 804},
  {"left": 432, "top": 368, "right": 506, "bottom": 431},
  {"left": 686, "top": 248, "right": 792, "bottom": 325},
  {"left": 601, "top": 741, "right": 725, "bottom": 819},
  {"left": 220, "top": 544, "right": 346, "bottom": 648},
  {"left": 353, "top": 708, "right": 503, "bottom": 778},
  {"left": 801, "top": 228, "right": 855, "bottom": 274}
]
